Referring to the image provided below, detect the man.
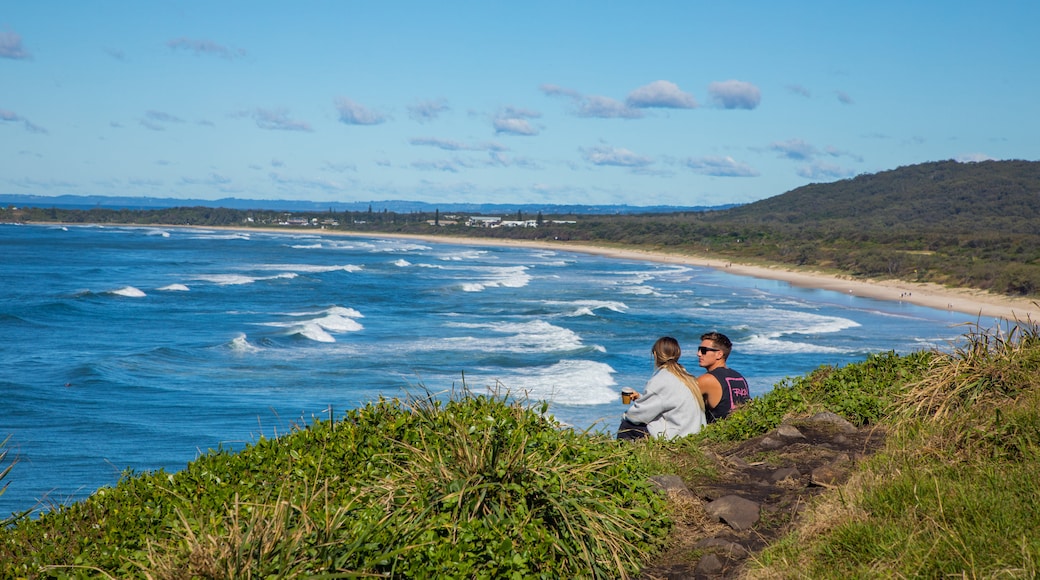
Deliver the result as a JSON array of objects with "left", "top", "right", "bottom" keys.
[{"left": 695, "top": 332, "right": 751, "bottom": 423}]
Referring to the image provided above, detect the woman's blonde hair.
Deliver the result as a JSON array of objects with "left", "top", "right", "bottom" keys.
[{"left": 652, "top": 336, "right": 705, "bottom": 411}]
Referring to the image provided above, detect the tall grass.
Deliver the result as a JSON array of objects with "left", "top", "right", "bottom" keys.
[
  {"left": 749, "top": 320, "right": 1040, "bottom": 578},
  {"left": 0, "top": 389, "right": 669, "bottom": 579}
]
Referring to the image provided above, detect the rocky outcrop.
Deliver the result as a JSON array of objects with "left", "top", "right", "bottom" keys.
[{"left": 641, "top": 412, "right": 884, "bottom": 579}]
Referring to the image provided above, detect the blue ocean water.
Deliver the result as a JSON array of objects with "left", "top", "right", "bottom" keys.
[{"left": 1, "top": 223, "right": 971, "bottom": 516}]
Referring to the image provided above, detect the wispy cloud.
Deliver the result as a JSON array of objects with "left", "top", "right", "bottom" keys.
[
  {"left": 181, "top": 172, "right": 232, "bottom": 186},
  {"left": 410, "top": 137, "right": 506, "bottom": 152},
  {"left": 0, "top": 108, "right": 47, "bottom": 133},
  {"left": 540, "top": 84, "right": 642, "bottom": 119},
  {"left": 786, "top": 84, "right": 811, "bottom": 98},
  {"left": 0, "top": 30, "right": 31, "bottom": 60},
  {"left": 251, "top": 107, "right": 312, "bottom": 131},
  {"left": 167, "top": 37, "right": 246, "bottom": 59},
  {"left": 708, "top": 80, "right": 761, "bottom": 110},
  {"left": 836, "top": 90, "right": 854, "bottom": 105},
  {"left": 797, "top": 160, "right": 856, "bottom": 179},
  {"left": 493, "top": 106, "right": 540, "bottom": 135},
  {"left": 770, "top": 139, "right": 818, "bottom": 160},
  {"left": 408, "top": 99, "right": 450, "bottom": 123},
  {"left": 139, "top": 110, "right": 183, "bottom": 131},
  {"left": 626, "top": 80, "right": 697, "bottom": 109},
  {"left": 334, "top": 98, "right": 387, "bottom": 125},
  {"left": 684, "top": 156, "right": 759, "bottom": 177},
  {"left": 956, "top": 153, "right": 994, "bottom": 163},
  {"left": 582, "top": 145, "right": 653, "bottom": 168}
]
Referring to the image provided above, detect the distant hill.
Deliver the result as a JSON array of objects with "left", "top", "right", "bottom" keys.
[
  {"left": 719, "top": 159, "right": 1040, "bottom": 234},
  {"left": 0, "top": 193, "right": 729, "bottom": 216}
]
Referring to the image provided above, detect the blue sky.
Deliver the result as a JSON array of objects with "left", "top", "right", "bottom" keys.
[{"left": 2, "top": 1, "right": 1037, "bottom": 207}]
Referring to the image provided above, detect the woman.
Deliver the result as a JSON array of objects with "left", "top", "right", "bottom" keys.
[{"left": 616, "top": 336, "right": 706, "bottom": 441}]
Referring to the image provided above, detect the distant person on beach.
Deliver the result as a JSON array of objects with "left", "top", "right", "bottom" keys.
[
  {"left": 616, "top": 336, "right": 706, "bottom": 441},
  {"left": 696, "top": 332, "right": 751, "bottom": 423}
]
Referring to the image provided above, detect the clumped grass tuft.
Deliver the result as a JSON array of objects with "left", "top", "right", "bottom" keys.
[
  {"left": 703, "top": 349, "right": 934, "bottom": 444},
  {"left": 749, "top": 320, "right": 1040, "bottom": 579},
  {"left": 0, "top": 388, "right": 669, "bottom": 579}
]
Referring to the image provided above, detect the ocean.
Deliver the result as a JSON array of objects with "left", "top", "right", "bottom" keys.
[{"left": 1, "top": 223, "right": 970, "bottom": 517}]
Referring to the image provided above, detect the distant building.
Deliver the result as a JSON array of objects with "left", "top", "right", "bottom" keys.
[{"left": 467, "top": 216, "right": 503, "bottom": 227}]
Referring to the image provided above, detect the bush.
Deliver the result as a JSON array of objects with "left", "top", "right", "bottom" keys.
[{"left": 0, "top": 392, "right": 670, "bottom": 579}]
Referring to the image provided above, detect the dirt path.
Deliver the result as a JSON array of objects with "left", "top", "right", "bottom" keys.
[{"left": 638, "top": 412, "right": 884, "bottom": 579}]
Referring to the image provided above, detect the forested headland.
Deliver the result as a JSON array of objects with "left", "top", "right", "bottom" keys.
[{"left": 6, "top": 159, "right": 1039, "bottom": 298}]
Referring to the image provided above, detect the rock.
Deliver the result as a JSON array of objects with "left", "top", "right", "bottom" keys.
[
  {"left": 704, "top": 495, "right": 761, "bottom": 531},
  {"left": 649, "top": 474, "right": 695, "bottom": 497},
  {"left": 759, "top": 436, "right": 784, "bottom": 449},
  {"left": 771, "top": 467, "right": 801, "bottom": 483},
  {"left": 809, "top": 411, "right": 858, "bottom": 433},
  {"left": 810, "top": 464, "right": 846, "bottom": 487},
  {"left": 695, "top": 553, "right": 724, "bottom": 575},
  {"left": 776, "top": 424, "right": 805, "bottom": 439},
  {"left": 695, "top": 537, "right": 748, "bottom": 557}
]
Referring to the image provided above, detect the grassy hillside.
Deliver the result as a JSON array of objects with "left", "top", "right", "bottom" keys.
[{"left": 2, "top": 322, "right": 1039, "bottom": 578}]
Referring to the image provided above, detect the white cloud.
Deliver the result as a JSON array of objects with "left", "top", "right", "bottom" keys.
[
  {"left": 0, "top": 108, "right": 46, "bottom": 133},
  {"left": 684, "top": 156, "right": 759, "bottom": 177},
  {"left": 252, "top": 108, "right": 312, "bottom": 131},
  {"left": 708, "top": 80, "right": 761, "bottom": 110},
  {"left": 334, "top": 98, "right": 387, "bottom": 125},
  {"left": 493, "top": 107, "right": 540, "bottom": 135},
  {"left": 956, "top": 153, "right": 994, "bottom": 163},
  {"left": 786, "top": 84, "right": 811, "bottom": 98},
  {"left": 770, "top": 139, "right": 818, "bottom": 160},
  {"left": 410, "top": 137, "right": 506, "bottom": 152},
  {"left": 541, "top": 84, "right": 642, "bottom": 118},
  {"left": 0, "top": 30, "right": 31, "bottom": 60},
  {"left": 626, "top": 80, "right": 697, "bottom": 109},
  {"left": 166, "top": 37, "right": 246, "bottom": 59},
  {"left": 408, "top": 99, "right": 450, "bottom": 123},
  {"left": 796, "top": 161, "right": 856, "bottom": 180},
  {"left": 583, "top": 145, "right": 653, "bottom": 168},
  {"left": 577, "top": 95, "right": 642, "bottom": 118}
]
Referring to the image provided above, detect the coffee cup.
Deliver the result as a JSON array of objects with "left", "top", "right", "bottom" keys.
[{"left": 621, "top": 387, "right": 635, "bottom": 404}]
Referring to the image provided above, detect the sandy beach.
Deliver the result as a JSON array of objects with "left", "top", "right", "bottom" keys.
[{"left": 291, "top": 228, "right": 1040, "bottom": 324}]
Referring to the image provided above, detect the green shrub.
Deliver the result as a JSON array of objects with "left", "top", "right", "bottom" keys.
[{"left": 0, "top": 392, "right": 669, "bottom": 579}]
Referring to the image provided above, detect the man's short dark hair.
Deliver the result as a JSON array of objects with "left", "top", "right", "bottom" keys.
[{"left": 701, "top": 331, "right": 732, "bottom": 359}]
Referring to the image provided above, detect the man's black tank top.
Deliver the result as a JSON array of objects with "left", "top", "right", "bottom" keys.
[{"left": 706, "top": 367, "right": 750, "bottom": 423}]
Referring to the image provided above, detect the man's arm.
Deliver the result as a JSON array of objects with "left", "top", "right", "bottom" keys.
[{"left": 697, "top": 373, "right": 722, "bottom": 408}]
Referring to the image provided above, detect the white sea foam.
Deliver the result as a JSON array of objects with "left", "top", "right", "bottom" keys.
[
  {"left": 456, "top": 265, "right": 531, "bottom": 291},
  {"left": 714, "top": 307, "right": 862, "bottom": 355},
  {"left": 249, "top": 263, "right": 362, "bottom": 273},
  {"left": 228, "top": 333, "right": 261, "bottom": 353},
  {"left": 290, "top": 243, "right": 323, "bottom": 249},
  {"left": 109, "top": 286, "right": 146, "bottom": 297},
  {"left": 543, "top": 300, "right": 628, "bottom": 317},
  {"left": 393, "top": 259, "right": 411, "bottom": 267},
  {"left": 368, "top": 240, "right": 432, "bottom": 253},
  {"left": 261, "top": 305, "right": 365, "bottom": 342},
  {"left": 439, "top": 250, "right": 489, "bottom": 261},
  {"left": 146, "top": 229, "right": 170, "bottom": 237},
  {"left": 157, "top": 284, "right": 190, "bottom": 291},
  {"left": 189, "top": 232, "right": 251, "bottom": 240},
  {"left": 193, "top": 272, "right": 298, "bottom": 285},
  {"left": 620, "top": 285, "right": 660, "bottom": 296},
  {"left": 445, "top": 319, "right": 588, "bottom": 353},
  {"left": 471, "top": 360, "right": 619, "bottom": 406}
]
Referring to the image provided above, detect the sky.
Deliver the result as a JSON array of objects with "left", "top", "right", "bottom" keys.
[{"left": 2, "top": 1, "right": 1038, "bottom": 208}]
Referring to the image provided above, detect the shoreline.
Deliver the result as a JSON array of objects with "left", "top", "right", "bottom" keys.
[
  {"left": 299, "top": 228, "right": 1040, "bottom": 324},
  {"left": 33, "top": 221, "right": 1040, "bottom": 323}
]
